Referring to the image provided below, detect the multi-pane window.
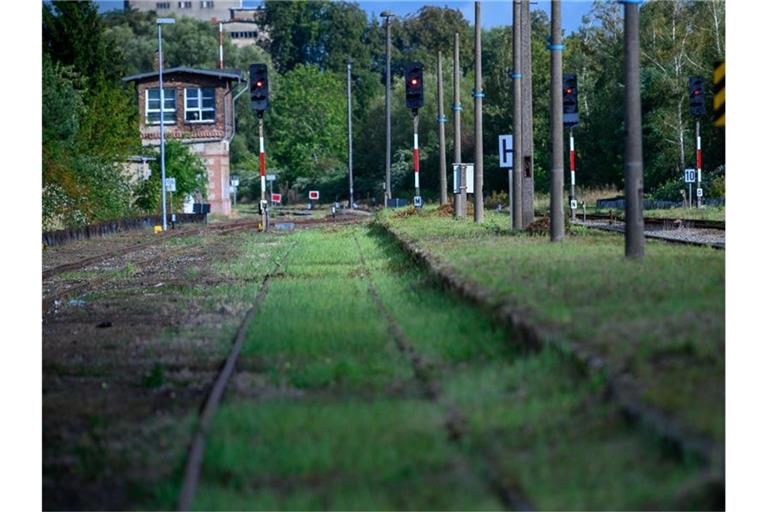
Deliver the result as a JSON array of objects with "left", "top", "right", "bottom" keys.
[
  {"left": 201, "top": 1, "right": 215, "bottom": 8},
  {"left": 184, "top": 88, "right": 215, "bottom": 122},
  {"left": 156, "top": 2, "right": 170, "bottom": 9},
  {"left": 145, "top": 88, "right": 176, "bottom": 125},
  {"left": 230, "top": 31, "right": 257, "bottom": 39},
  {"left": 178, "top": 1, "right": 192, "bottom": 8}
]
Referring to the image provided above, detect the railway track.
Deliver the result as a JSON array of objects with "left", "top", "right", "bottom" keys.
[{"left": 574, "top": 214, "right": 725, "bottom": 250}]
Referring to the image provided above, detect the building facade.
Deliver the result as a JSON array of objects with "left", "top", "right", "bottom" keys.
[{"left": 124, "top": 67, "right": 244, "bottom": 216}]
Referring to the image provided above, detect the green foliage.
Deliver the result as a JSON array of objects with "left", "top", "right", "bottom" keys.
[
  {"left": 270, "top": 65, "right": 347, "bottom": 188},
  {"left": 136, "top": 140, "right": 208, "bottom": 212}
]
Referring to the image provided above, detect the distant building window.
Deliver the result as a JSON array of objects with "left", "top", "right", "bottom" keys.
[
  {"left": 156, "top": 2, "right": 170, "bottom": 9},
  {"left": 178, "top": 1, "right": 192, "bottom": 8},
  {"left": 146, "top": 88, "right": 176, "bottom": 125},
  {"left": 185, "top": 88, "right": 215, "bottom": 123},
  {"left": 230, "top": 31, "right": 257, "bottom": 39},
  {"left": 201, "top": 1, "right": 215, "bottom": 8}
]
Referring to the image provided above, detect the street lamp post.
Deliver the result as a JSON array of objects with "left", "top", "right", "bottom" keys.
[
  {"left": 381, "top": 11, "right": 394, "bottom": 207},
  {"left": 157, "top": 17, "right": 175, "bottom": 231}
]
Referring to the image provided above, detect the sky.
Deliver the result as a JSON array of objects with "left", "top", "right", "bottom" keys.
[{"left": 95, "top": 1, "right": 596, "bottom": 34}]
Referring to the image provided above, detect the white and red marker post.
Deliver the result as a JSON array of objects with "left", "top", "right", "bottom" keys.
[
  {"left": 696, "top": 120, "right": 702, "bottom": 208},
  {"left": 569, "top": 128, "right": 576, "bottom": 219},
  {"left": 258, "top": 115, "right": 268, "bottom": 230},
  {"left": 413, "top": 112, "right": 422, "bottom": 207},
  {"left": 218, "top": 22, "right": 224, "bottom": 70}
]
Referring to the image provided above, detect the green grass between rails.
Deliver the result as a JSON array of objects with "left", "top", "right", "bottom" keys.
[
  {"left": 146, "top": 224, "right": 710, "bottom": 510},
  {"left": 380, "top": 207, "right": 725, "bottom": 444}
]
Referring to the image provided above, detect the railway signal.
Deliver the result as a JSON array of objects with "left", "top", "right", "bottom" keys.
[
  {"left": 249, "top": 64, "right": 269, "bottom": 113},
  {"left": 688, "top": 75, "right": 706, "bottom": 207},
  {"left": 688, "top": 76, "right": 705, "bottom": 117},
  {"left": 563, "top": 73, "right": 579, "bottom": 127},
  {"left": 405, "top": 62, "right": 424, "bottom": 110},
  {"left": 405, "top": 62, "right": 424, "bottom": 206},
  {"left": 250, "top": 63, "right": 269, "bottom": 229}
]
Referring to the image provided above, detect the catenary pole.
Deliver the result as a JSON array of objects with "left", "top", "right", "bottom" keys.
[
  {"left": 623, "top": 0, "right": 644, "bottom": 258},
  {"left": 382, "top": 12, "right": 394, "bottom": 205},
  {"left": 437, "top": 51, "right": 448, "bottom": 205},
  {"left": 522, "top": 0, "right": 534, "bottom": 227},
  {"left": 473, "top": 1, "right": 484, "bottom": 223},
  {"left": 548, "top": 0, "right": 564, "bottom": 241},
  {"left": 453, "top": 32, "right": 465, "bottom": 218},
  {"left": 347, "top": 59, "right": 354, "bottom": 208},
  {"left": 512, "top": 0, "right": 522, "bottom": 229}
]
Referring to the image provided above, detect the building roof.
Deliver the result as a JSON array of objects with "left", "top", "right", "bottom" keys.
[{"left": 123, "top": 67, "right": 243, "bottom": 83}]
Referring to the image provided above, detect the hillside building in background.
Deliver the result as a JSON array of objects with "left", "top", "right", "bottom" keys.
[
  {"left": 123, "top": 1, "right": 267, "bottom": 47},
  {"left": 124, "top": 67, "right": 244, "bottom": 215}
]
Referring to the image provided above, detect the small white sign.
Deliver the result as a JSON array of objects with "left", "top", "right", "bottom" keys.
[
  {"left": 570, "top": 199, "right": 578, "bottom": 210},
  {"left": 266, "top": 174, "right": 277, "bottom": 182},
  {"left": 684, "top": 169, "right": 696, "bottom": 183},
  {"left": 413, "top": 196, "right": 423, "bottom": 208},
  {"left": 165, "top": 177, "right": 176, "bottom": 192},
  {"left": 308, "top": 190, "right": 320, "bottom": 200},
  {"left": 696, "top": 188, "right": 703, "bottom": 198},
  {"left": 498, "top": 135, "right": 513, "bottom": 168},
  {"left": 452, "top": 164, "right": 474, "bottom": 194},
  {"left": 231, "top": 176, "right": 240, "bottom": 187}
]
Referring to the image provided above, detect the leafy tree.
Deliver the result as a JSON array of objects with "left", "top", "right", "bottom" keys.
[
  {"left": 43, "top": 0, "right": 122, "bottom": 85},
  {"left": 135, "top": 140, "right": 208, "bottom": 211},
  {"left": 269, "top": 65, "right": 346, "bottom": 188}
]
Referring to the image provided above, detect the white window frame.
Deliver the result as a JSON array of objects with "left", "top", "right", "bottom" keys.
[
  {"left": 156, "top": 2, "right": 170, "bottom": 9},
  {"left": 184, "top": 87, "right": 216, "bottom": 124},
  {"left": 145, "top": 88, "right": 176, "bottom": 125},
  {"left": 201, "top": 1, "right": 215, "bottom": 8},
  {"left": 178, "top": 1, "right": 192, "bottom": 9}
]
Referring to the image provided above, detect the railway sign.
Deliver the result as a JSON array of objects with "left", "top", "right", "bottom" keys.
[
  {"left": 165, "top": 177, "right": 176, "bottom": 192},
  {"left": 452, "top": 163, "right": 474, "bottom": 194},
  {"left": 413, "top": 195, "right": 423, "bottom": 208},
  {"left": 266, "top": 174, "right": 276, "bottom": 182},
  {"left": 498, "top": 135, "right": 513, "bottom": 168},
  {"left": 271, "top": 192, "right": 282, "bottom": 203},
  {"left": 696, "top": 188, "right": 703, "bottom": 198},
  {"left": 308, "top": 190, "right": 320, "bottom": 200},
  {"left": 570, "top": 199, "right": 578, "bottom": 210},
  {"left": 684, "top": 169, "right": 696, "bottom": 184},
  {"left": 231, "top": 175, "right": 239, "bottom": 187}
]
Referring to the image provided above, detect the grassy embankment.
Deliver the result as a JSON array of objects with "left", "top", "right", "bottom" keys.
[
  {"left": 379, "top": 207, "right": 725, "bottom": 448},
  {"left": 152, "top": 224, "right": 711, "bottom": 510}
]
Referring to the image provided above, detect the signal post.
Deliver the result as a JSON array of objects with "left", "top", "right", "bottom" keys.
[
  {"left": 563, "top": 73, "right": 579, "bottom": 220},
  {"left": 689, "top": 76, "right": 705, "bottom": 208},
  {"left": 250, "top": 63, "right": 269, "bottom": 230},
  {"left": 405, "top": 62, "right": 425, "bottom": 208}
]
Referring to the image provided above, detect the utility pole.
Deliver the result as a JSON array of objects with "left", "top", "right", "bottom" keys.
[
  {"left": 548, "top": 0, "right": 564, "bottom": 241},
  {"left": 521, "top": 0, "right": 535, "bottom": 227},
  {"left": 437, "top": 51, "right": 448, "bottom": 205},
  {"left": 453, "top": 32, "right": 466, "bottom": 219},
  {"left": 381, "top": 11, "right": 394, "bottom": 206},
  {"left": 623, "top": 0, "right": 644, "bottom": 258},
  {"left": 512, "top": 0, "right": 522, "bottom": 229},
  {"left": 347, "top": 59, "right": 354, "bottom": 208},
  {"left": 473, "top": 1, "right": 484, "bottom": 223},
  {"left": 157, "top": 18, "right": 175, "bottom": 232}
]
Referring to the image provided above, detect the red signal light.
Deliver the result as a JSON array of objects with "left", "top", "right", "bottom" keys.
[
  {"left": 693, "top": 90, "right": 701, "bottom": 95},
  {"left": 566, "top": 88, "right": 573, "bottom": 94},
  {"left": 410, "top": 78, "right": 419, "bottom": 86},
  {"left": 256, "top": 80, "right": 264, "bottom": 88}
]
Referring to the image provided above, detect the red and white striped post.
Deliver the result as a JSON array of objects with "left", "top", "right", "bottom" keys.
[
  {"left": 218, "top": 22, "right": 224, "bottom": 70},
  {"left": 696, "top": 120, "right": 702, "bottom": 208},
  {"left": 259, "top": 118, "right": 266, "bottom": 202},
  {"left": 569, "top": 128, "right": 576, "bottom": 219},
  {"left": 413, "top": 113, "right": 421, "bottom": 205}
]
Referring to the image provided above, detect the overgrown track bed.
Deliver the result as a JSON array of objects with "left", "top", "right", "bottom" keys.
[{"left": 166, "top": 223, "right": 716, "bottom": 510}]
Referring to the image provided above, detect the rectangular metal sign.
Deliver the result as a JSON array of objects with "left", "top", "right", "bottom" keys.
[
  {"left": 452, "top": 164, "right": 474, "bottom": 194},
  {"left": 266, "top": 174, "right": 276, "bottom": 182},
  {"left": 498, "top": 135, "right": 513, "bottom": 168},
  {"left": 165, "top": 177, "right": 176, "bottom": 192},
  {"left": 696, "top": 188, "right": 703, "bottom": 198},
  {"left": 684, "top": 169, "right": 696, "bottom": 183},
  {"left": 230, "top": 176, "right": 239, "bottom": 187},
  {"left": 308, "top": 190, "right": 320, "bottom": 200},
  {"left": 271, "top": 193, "right": 282, "bottom": 203}
]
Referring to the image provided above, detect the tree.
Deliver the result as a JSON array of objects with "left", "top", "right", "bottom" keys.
[
  {"left": 269, "top": 65, "right": 347, "bottom": 188},
  {"left": 135, "top": 140, "right": 208, "bottom": 212}
]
